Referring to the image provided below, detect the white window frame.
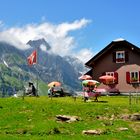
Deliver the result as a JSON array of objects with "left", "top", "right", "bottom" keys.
[
  {"left": 130, "top": 71, "right": 139, "bottom": 83},
  {"left": 116, "top": 51, "right": 125, "bottom": 63},
  {"left": 106, "top": 72, "right": 115, "bottom": 83}
]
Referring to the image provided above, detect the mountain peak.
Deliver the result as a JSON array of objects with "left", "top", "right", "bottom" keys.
[{"left": 27, "top": 38, "right": 51, "bottom": 50}]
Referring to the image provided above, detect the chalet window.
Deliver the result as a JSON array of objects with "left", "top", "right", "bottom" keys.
[
  {"left": 105, "top": 72, "right": 118, "bottom": 84},
  {"left": 126, "top": 71, "right": 140, "bottom": 84},
  {"left": 116, "top": 51, "right": 125, "bottom": 63},
  {"left": 106, "top": 72, "right": 114, "bottom": 77},
  {"left": 113, "top": 51, "right": 129, "bottom": 63}
]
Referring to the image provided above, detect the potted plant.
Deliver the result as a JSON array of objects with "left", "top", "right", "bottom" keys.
[{"left": 131, "top": 77, "right": 138, "bottom": 82}]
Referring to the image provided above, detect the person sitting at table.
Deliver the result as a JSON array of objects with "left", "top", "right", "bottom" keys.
[{"left": 93, "top": 85, "right": 100, "bottom": 102}]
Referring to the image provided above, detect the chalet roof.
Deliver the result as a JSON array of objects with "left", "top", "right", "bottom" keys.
[
  {"left": 85, "top": 69, "right": 92, "bottom": 75},
  {"left": 113, "top": 38, "right": 125, "bottom": 42},
  {"left": 85, "top": 39, "right": 140, "bottom": 67}
]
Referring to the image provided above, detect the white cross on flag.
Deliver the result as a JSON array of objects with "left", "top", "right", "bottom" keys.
[{"left": 27, "top": 50, "right": 37, "bottom": 66}]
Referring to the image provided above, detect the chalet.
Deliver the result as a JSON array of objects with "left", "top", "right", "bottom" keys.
[{"left": 85, "top": 39, "right": 140, "bottom": 93}]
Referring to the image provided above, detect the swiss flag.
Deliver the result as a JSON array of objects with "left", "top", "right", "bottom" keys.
[{"left": 27, "top": 50, "right": 37, "bottom": 66}]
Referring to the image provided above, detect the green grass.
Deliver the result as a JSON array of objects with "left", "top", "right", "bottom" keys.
[{"left": 0, "top": 96, "right": 140, "bottom": 139}]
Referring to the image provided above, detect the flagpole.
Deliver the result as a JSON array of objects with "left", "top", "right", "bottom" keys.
[
  {"left": 27, "top": 48, "right": 39, "bottom": 97},
  {"left": 36, "top": 46, "right": 39, "bottom": 97}
]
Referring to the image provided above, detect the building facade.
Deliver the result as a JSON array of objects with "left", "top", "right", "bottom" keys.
[{"left": 85, "top": 39, "right": 140, "bottom": 93}]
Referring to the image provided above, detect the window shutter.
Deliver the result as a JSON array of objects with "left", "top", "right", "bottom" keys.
[
  {"left": 125, "top": 51, "right": 129, "bottom": 62},
  {"left": 112, "top": 52, "right": 116, "bottom": 62},
  {"left": 100, "top": 72, "right": 106, "bottom": 83},
  {"left": 114, "top": 72, "right": 118, "bottom": 84},
  {"left": 126, "top": 72, "right": 130, "bottom": 84},
  {"left": 102, "top": 72, "right": 106, "bottom": 76},
  {"left": 139, "top": 71, "right": 140, "bottom": 82}
]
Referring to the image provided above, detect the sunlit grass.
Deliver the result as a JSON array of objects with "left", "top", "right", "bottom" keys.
[{"left": 0, "top": 96, "right": 139, "bottom": 139}]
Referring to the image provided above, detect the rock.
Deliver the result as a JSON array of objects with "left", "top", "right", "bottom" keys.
[
  {"left": 110, "top": 114, "right": 115, "bottom": 120},
  {"left": 121, "top": 113, "right": 140, "bottom": 121},
  {"left": 82, "top": 129, "right": 103, "bottom": 135},
  {"left": 56, "top": 115, "right": 80, "bottom": 123},
  {"left": 130, "top": 114, "right": 140, "bottom": 121},
  {"left": 120, "top": 114, "right": 131, "bottom": 120},
  {"left": 118, "top": 127, "right": 129, "bottom": 131}
]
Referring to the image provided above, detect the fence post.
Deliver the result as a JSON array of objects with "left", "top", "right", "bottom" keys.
[
  {"left": 129, "top": 92, "right": 132, "bottom": 105},
  {"left": 73, "top": 96, "right": 76, "bottom": 102},
  {"left": 136, "top": 92, "right": 138, "bottom": 104},
  {"left": 22, "top": 88, "right": 25, "bottom": 100}
]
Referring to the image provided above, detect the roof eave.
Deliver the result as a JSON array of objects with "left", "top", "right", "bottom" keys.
[{"left": 85, "top": 41, "right": 114, "bottom": 67}]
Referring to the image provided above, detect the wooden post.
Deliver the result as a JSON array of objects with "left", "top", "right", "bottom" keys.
[
  {"left": 73, "top": 96, "right": 76, "bottom": 102},
  {"left": 129, "top": 92, "right": 132, "bottom": 105},
  {"left": 136, "top": 92, "right": 138, "bottom": 104},
  {"left": 22, "top": 87, "right": 25, "bottom": 100},
  {"left": 36, "top": 47, "right": 39, "bottom": 97}
]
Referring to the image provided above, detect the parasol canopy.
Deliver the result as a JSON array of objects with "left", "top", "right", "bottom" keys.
[
  {"left": 82, "top": 80, "right": 100, "bottom": 87},
  {"left": 99, "top": 75, "right": 116, "bottom": 85},
  {"left": 99, "top": 75, "right": 115, "bottom": 81},
  {"left": 78, "top": 75, "right": 92, "bottom": 80},
  {"left": 48, "top": 81, "right": 61, "bottom": 87}
]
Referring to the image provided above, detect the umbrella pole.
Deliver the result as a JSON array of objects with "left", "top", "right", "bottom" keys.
[{"left": 51, "top": 90, "right": 53, "bottom": 100}]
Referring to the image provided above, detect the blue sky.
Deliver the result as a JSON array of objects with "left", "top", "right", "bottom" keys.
[{"left": 0, "top": 0, "right": 140, "bottom": 62}]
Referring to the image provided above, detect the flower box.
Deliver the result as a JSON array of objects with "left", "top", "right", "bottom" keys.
[
  {"left": 116, "top": 58, "right": 125, "bottom": 62},
  {"left": 131, "top": 77, "right": 138, "bottom": 83}
]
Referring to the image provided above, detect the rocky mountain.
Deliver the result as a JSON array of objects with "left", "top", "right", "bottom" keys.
[
  {"left": 64, "top": 56, "right": 88, "bottom": 75},
  {"left": 0, "top": 39, "right": 85, "bottom": 96},
  {"left": 26, "top": 39, "right": 83, "bottom": 90},
  {"left": 27, "top": 38, "right": 51, "bottom": 50}
]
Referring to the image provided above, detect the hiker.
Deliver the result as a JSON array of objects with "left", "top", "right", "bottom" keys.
[
  {"left": 27, "top": 82, "right": 37, "bottom": 96},
  {"left": 60, "top": 87, "right": 64, "bottom": 97},
  {"left": 26, "top": 82, "right": 32, "bottom": 95},
  {"left": 48, "top": 84, "right": 55, "bottom": 97},
  {"left": 93, "top": 85, "right": 100, "bottom": 102},
  {"left": 83, "top": 87, "right": 89, "bottom": 102},
  {"left": 32, "top": 83, "right": 37, "bottom": 96},
  {"left": 48, "top": 88, "right": 51, "bottom": 97},
  {"left": 50, "top": 84, "right": 55, "bottom": 96}
]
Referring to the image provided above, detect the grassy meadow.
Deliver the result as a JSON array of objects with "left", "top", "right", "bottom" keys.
[{"left": 0, "top": 95, "right": 140, "bottom": 139}]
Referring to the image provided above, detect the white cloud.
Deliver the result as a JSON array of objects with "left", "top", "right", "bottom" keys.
[
  {"left": 40, "top": 44, "right": 47, "bottom": 52},
  {"left": 75, "top": 48, "right": 94, "bottom": 63},
  {"left": 0, "top": 18, "right": 93, "bottom": 62},
  {"left": 56, "top": 18, "right": 91, "bottom": 37},
  {"left": 0, "top": 30, "right": 30, "bottom": 50}
]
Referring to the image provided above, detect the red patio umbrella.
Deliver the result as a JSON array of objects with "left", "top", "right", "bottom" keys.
[
  {"left": 78, "top": 75, "right": 92, "bottom": 80},
  {"left": 99, "top": 75, "right": 115, "bottom": 83}
]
